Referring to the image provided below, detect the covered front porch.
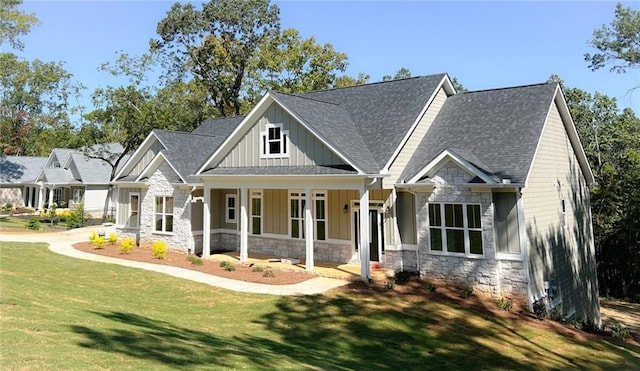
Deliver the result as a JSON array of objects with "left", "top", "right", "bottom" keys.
[{"left": 199, "top": 175, "right": 390, "bottom": 280}]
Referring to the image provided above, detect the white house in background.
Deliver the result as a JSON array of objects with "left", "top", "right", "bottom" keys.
[
  {"left": 113, "top": 74, "right": 600, "bottom": 323},
  {"left": 0, "top": 144, "right": 125, "bottom": 216}
]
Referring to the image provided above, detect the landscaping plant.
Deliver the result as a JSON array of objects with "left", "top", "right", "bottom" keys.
[
  {"left": 151, "top": 241, "right": 167, "bottom": 259},
  {"left": 119, "top": 238, "right": 135, "bottom": 254}
]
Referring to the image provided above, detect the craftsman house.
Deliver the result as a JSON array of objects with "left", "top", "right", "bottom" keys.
[{"left": 112, "top": 74, "right": 600, "bottom": 323}]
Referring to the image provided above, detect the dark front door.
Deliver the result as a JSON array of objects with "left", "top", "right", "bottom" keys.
[{"left": 354, "top": 209, "right": 383, "bottom": 261}]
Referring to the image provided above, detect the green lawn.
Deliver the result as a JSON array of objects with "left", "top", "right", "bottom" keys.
[
  {"left": 1, "top": 242, "right": 638, "bottom": 370},
  {"left": 0, "top": 215, "right": 67, "bottom": 232}
]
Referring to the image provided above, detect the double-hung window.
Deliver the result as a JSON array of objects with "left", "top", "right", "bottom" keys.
[
  {"left": 260, "top": 123, "right": 288, "bottom": 158},
  {"left": 73, "top": 189, "right": 84, "bottom": 204},
  {"left": 225, "top": 194, "right": 237, "bottom": 223},
  {"left": 429, "top": 203, "right": 483, "bottom": 255},
  {"left": 128, "top": 192, "right": 140, "bottom": 228},
  {"left": 154, "top": 196, "right": 174, "bottom": 233},
  {"left": 290, "top": 191, "right": 326, "bottom": 240}
]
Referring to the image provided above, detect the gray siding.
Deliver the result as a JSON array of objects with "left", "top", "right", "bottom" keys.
[
  {"left": 523, "top": 101, "right": 599, "bottom": 322},
  {"left": 493, "top": 192, "right": 521, "bottom": 254},
  {"left": 215, "top": 103, "right": 346, "bottom": 168},
  {"left": 129, "top": 140, "right": 164, "bottom": 178},
  {"left": 384, "top": 87, "right": 448, "bottom": 187},
  {"left": 396, "top": 191, "right": 417, "bottom": 245},
  {"left": 264, "top": 189, "right": 287, "bottom": 235}
]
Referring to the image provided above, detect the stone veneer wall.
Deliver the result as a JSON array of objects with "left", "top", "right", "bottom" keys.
[
  {"left": 118, "top": 163, "right": 193, "bottom": 253},
  {"left": 247, "top": 235, "right": 352, "bottom": 263},
  {"left": 384, "top": 163, "right": 528, "bottom": 300}
]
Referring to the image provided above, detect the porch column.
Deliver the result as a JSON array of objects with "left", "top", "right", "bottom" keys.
[
  {"left": 37, "top": 185, "right": 44, "bottom": 210},
  {"left": 202, "top": 186, "right": 211, "bottom": 257},
  {"left": 304, "top": 188, "right": 314, "bottom": 271},
  {"left": 239, "top": 187, "right": 249, "bottom": 262},
  {"left": 48, "top": 187, "right": 54, "bottom": 209},
  {"left": 359, "top": 185, "right": 371, "bottom": 280}
]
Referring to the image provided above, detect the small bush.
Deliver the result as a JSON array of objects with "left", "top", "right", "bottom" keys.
[
  {"left": 219, "top": 260, "right": 236, "bottom": 271},
  {"left": 532, "top": 298, "right": 548, "bottom": 319},
  {"left": 395, "top": 271, "right": 411, "bottom": 284},
  {"left": 89, "top": 230, "right": 98, "bottom": 242},
  {"left": 424, "top": 282, "right": 437, "bottom": 292},
  {"left": 187, "top": 256, "right": 203, "bottom": 266},
  {"left": 252, "top": 265, "right": 264, "bottom": 273},
  {"left": 119, "top": 238, "right": 135, "bottom": 254},
  {"left": 386, "top": 278, "right": 396, "bottom": 290},
  {"left": 610, "top": 323, "right": 630, "bottom": 339},
  {"left": 460, "top": 286, "right": 474, "bottom": 299},
  {"left": 25, "top": 216, "right": 40, "bottom": 230},
  {"left": 108, "top": 232, "right": 118, "bottom": 244},
  {"left": 92, "top": 236, "right": 106, "bottom": 249},
  {"left": 497, "top": 297, "right": 513, "bottom": 311},
  {"left": 262, "top": 269, "right": 276, "bottom": 278},
  {"left": 152, "top": 241, "right": 167, "bottom": 259},
  {"left": 65, "top": 210, "right": 83, "bottom": 229}
]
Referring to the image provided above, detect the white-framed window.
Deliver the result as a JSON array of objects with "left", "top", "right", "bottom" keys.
[
  {"left": 225, "top": 194, "right": 237, "bottom": 223},
  {"left": 251, "top": 190, "right": 262, "bottom": 235},
  {"left": 72, "top": 188, "right": 84, "bottom": 204},
  {"left": 260, "top": 123, "right": 288, "bottom": 158},
  {"left": 128, "top": 192, "right": 140, "bottom": 228},
  {"left": 154, "top": 196, "right": 174, "bottom": 233},
  {"left": 428, "top": 203, "right": 483, "bottom": 256},
  {"left": 53, "top": 188, "right": 63, "bottom": 204},
  {"left": 289, "top": 191, "right": 326, "bottom": 240}
]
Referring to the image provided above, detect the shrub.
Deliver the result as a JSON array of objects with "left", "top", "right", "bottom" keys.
[
  {"left": 252, "top": 265, "right": 265, "bottom": 273},
  {"left": 424, "top": 282, "right": 437, "bottom": 292},
  {"left": 395, "top": 271, "right": 412, "bottom": 284},
  {"left": 262, "top": 269, "right": 276, "bottom": 278},
  {"left": 386, "top": 279, "right": 396, "bottom": 290},
  {"left": 108, "top": 232, "right": 118, "bottom": 244},
  {"left": 89, "top": 230, "right": 98, "bottom": 242},
  {"left": 610, "top": 323, "right": 630, "bottom": 339},
  {"left": 119, "top": 238, "right": 135, "bottom": 254},
  {"left": 532, "top": 298, "right": 548, "bottom": 319},
  {"left": 460, "top": 286, "right": 474, "bottom": 299},
  {"left": 187, "top": 256, "right": 203, "bottom": 266},
  {"left": 219, "top": 260, "right": 236, "bottom": 271},
  {"left": 25, "top": 216, "right": 40, "bottom": 230},
  {"left": 497, "top": 297, "right": 513, "bottom": 311},
  {"left": 92, "top": 236, "right": 106, "bottom": 249},
  {"left": 151, "top": 241, "right": 167, "bottom": 259},
  {"left": 65, "top": 210, "right": 83, "bottom": 229}
]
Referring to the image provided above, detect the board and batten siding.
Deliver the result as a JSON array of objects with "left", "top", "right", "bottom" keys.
[
  {"left": 128, "top": 140, "right": 164, "bottom": 178},
  {"left": 210, "top": 189, "right": 238, "bottom": 230},
  {"left": 522, "top": 101, "right": 599, "bottom": 322},
  {"left": 215, "top": 103, "right": 346, "bottom": 168},
  {"left": 383, "top": 87, "right": 449, "bottom": 188},
  {"left": 264, "top": 189, "right": 288, "bottom": 235},
  {"left": 116, "top": 187, "right": 143, "bottom": 226}
]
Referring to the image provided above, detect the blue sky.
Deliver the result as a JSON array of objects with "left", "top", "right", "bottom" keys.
[{"left": 13, "top": 1, "right": 639, "bottom": 114}]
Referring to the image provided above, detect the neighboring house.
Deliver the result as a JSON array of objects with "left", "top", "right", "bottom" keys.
[
  {"left": 113, "top": 74, "right": 600, "bottom": 323},
  {"left": 0, "top": 144, "right": 125, "bottom": 215},
  {"left": 0, "top": 155, "right": 47, "bottom": 208}
]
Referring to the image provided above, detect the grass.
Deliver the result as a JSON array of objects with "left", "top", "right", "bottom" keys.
[
  {"left": 1, "top": 242, "right": 639, "bottom": 370},
  {"left": 0, "top": 215, "right": 67, "bottom": 231}
]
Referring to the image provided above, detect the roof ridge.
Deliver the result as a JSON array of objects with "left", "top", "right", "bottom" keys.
[
  {"left": 460, "top": 82, "right": 556, "bottom": 95},
  {"left": 155, "top": 129, "right": 220, "bottom": 138},
  {"left": 271, "top": 90, "right": 342, "bottom": 106},
  {"left": 300, "top": 73, "right": 447, "bottom": 94}
]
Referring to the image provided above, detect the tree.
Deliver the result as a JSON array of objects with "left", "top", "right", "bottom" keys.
[
  {"left": 383, "top": 67, "right": 412, "bottom": 81},
  {"left": 334, "top": 72, "right": 370, "bottom": 88},
  {"left": 151, "top": 0, "right": 280, "bottom": 116},
  {"left": 0, "top": 0, "right": 39, "bottom": 50},
  {"left": 585, "top": 3, "right": 640, "bottom": 77}
]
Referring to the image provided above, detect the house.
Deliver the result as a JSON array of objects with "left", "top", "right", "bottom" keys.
[
  {"left": 0, "top": 144, "right": 124, "bottom": 215},
  {"left": 113, "top": 74, "right": 600, "bottom": 323}
]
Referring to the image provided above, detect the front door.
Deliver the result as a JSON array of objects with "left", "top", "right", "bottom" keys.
[{"left": 353, "top": 207, "right": 384, "bottom": 261}]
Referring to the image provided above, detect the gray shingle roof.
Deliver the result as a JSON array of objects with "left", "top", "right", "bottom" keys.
[
  {"left": 201, "top": 165, "right": 357, "bottom": 176},
  {"left": 154, "top": 130, "right": 227, "bottom": 183},
  {"left": 43, "top": 167, "right": 78, "bottom": 184},
  {"left": 401, "top": 83, "right": 558, "bottom": 183},
  {"left": 301, "top": 74, "right": 447, "bottom": 169},
  {"left": 192, "top": 116, "right": 244, "bottom": 136},
  {"left": 69, "top": 153, "right": 114, "bottom": 183},
  {"left": 0, "top": 156, "right": 47, "bottom": 184},
  {"left": 270, "top": 91, "right": 378, "bottom": 173}
]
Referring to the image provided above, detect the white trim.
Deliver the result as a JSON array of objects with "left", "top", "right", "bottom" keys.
[
  {"left": 382, "top": 75, "right": 455, "bottom": 172},
  {"left": 135, "top": 152, "right": 186, "bottom": 184},
  {"left": 408, "top": 149, "right": 496, "bottom": 185},
  {"left": 127, "top": 192, "right": 140, "bottom": 228},
  {"left": 495, "top": 252, "right": 524, "bottom": 261},
  {"left": 426, "top": 202, "right": 485, "bottom": 258},
  {"left": 153, "top": 195, "right": 174, "bottom": 233},
  {"left": 114, "top": 131, "right": 161, "bottom": 180},
  {"left": 250, "top": 190, "right": 263, "bottom": 235},
  {"left": 225, "top": 194, "right": 237, "bottom": 223}
]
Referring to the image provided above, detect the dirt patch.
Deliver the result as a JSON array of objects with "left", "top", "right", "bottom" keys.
[
  {"left": 73, "top": 242, "right": 314, "bottom": 285},
  {"left": 601, "top": 298, "right": 640, "bottom": 343}
]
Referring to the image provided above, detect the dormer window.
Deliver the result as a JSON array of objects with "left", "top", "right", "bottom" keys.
[{"left": 260, "top": 123, "right": 288, "bottom": 158}]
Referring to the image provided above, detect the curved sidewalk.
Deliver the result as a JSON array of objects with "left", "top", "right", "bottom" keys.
[{"left": 0, "top": 226, "right": 349, "bottom": 296}]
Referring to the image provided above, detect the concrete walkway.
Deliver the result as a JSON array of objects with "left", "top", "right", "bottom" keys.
[{"left": 0, "top": 226, "right": 349, "bottom": 296}]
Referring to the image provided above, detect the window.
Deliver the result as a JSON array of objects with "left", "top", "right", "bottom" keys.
[
  {"left": 290, "top": 191, "right": 326, "bottom": 240},
  {"left": 73, "top": 189, "right": 84, "bottom": 204},
  {"left": 560, "top": 199, "right": 567, "bottom": 228},
  {"left": 260, "top": 124, "right": 288, "bottom": 158},
  {"left": 428, "top": 203, "right": 483, "bottom": 255},
  {"left": 128, "top": 193, "right": 140, "bottom": 228},
  {"left": 251, "top": 191, "right": 262, "bottom": 235},
  {"left": 225, "top": 194, "right": 237, "bottom": 223},
  {"left": 53, "top": 188, "right": 63, "bottom": 204},
  {"left": 154, "top": 196, "right": 173, "bottom": 233}
]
